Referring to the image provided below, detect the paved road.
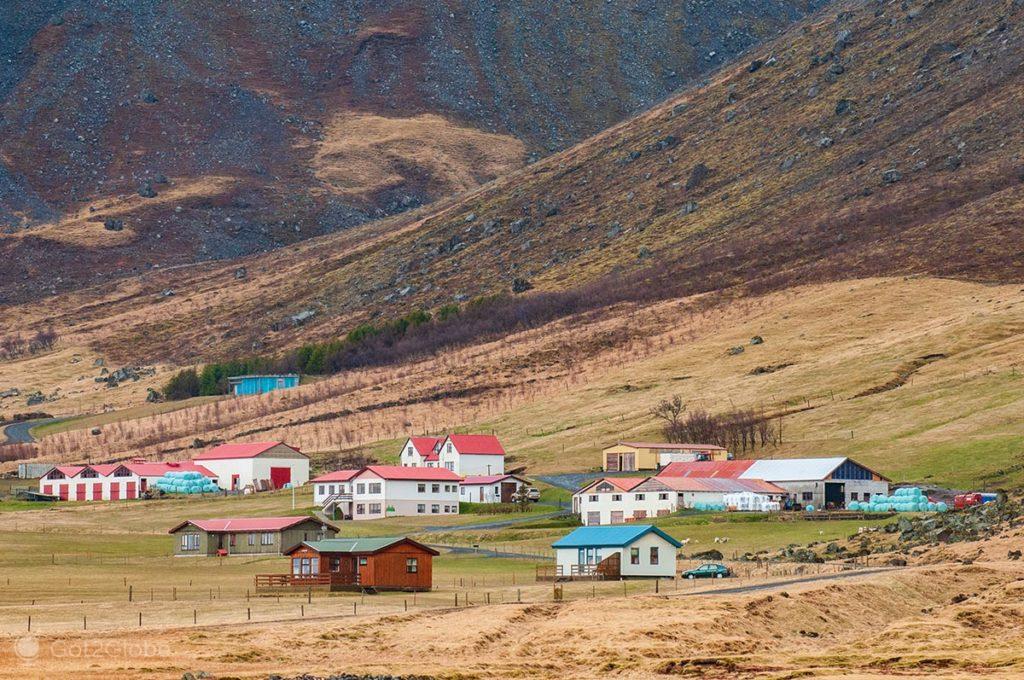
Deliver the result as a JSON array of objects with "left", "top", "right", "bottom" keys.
[{"left": 1, "top": 417, "right": 60, "bottom": 444}]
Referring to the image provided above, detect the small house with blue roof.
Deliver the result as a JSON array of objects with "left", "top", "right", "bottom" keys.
[{"left": 550, "top": 524, "right": 682, "bottom": 579}]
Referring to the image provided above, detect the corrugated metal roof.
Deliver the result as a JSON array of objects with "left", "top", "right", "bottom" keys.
[
  {"left": 656, "top": 476, "right": 786, "bottom": 494},
  {"left": 657, "top": 460, "right": 756, "bottom": 479},
  {"left": 551, "top": 525, "right": 682, "bottom": 549},
  {"left": 740, "top": 457, "right": 848, "bottom": 481},
  {"left": 446, "top": 434, "right": 505, "bottom": 455},
  {"left": 169, "top": 516, "right": 327, "bottom": 533},
  {"left": 408, "top": 437, "right": 442, "bottom": 460},
  {"left": 195, "top": 442, "right": 305, "bottom": 460},
  {"left": 358, "top": 465, "right": 462, "bottom": 481}
]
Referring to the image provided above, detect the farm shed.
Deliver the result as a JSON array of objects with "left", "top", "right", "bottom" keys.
[
  {"left": 550, "top": 525, "right": 681, "bottom": 580},
  {"left": 169, "top": 516, "right": 336, "bottom": 557},
  {"left": 260, "top": 537, "right": 439, "bottom": 592},
  {"left": 39, "top": 460, "right": 217, "bottom": 501},
  {"left": 227, "top": 374, "right": 299, "bottom": 396},
  {"left": 193, "top": 441, "right": 309, "bottom": 491},
  {"left": 657, "top": 456, "right": 890, "bottom": 509},
  {"left": 459, "top": 474, "right": 529, "bottom": 504},
  {"left": 602, "top": 442, "right": 728, "bottom": 472}
]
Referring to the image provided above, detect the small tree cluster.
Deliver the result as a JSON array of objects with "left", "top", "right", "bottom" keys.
[
  {"left": 0, "top": 328, "right": 58, "bottom": 359},
  {"left": 651, "top": 395, "right": 779, "bottom": 454}
]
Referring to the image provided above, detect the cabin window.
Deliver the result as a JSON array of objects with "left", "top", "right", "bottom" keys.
[
  {"left": 359, "top": 557, "right": 368, "bottom": 566},
  {"left": 260, "top": 533, "right": 274, "bottom": 546},
  {"left": 650, "top": 547, "right": 659, "bottom": 565},
  {"left": 407, "top": 446, "right": 414, "bottom": 456},
  {"left": 330, "top": 557, "right": 340, "bottom": 572},
  {"left": 658, "top": 493, "right": 669, "bottom": 500},
  {"left": 406, "top": 558, "right": 418, "bottom": 573},
  {"left": 180, "top": 534, "right": 199, "bottom": 551},
  {"left": 431, "top": 504, "right": 440, "bottom": 514},
  {"left": 369, "top": 503, "right": 381, "bottom": 514},
  {"left": 802, "top": 492, "right": 813, "bottom": 501},
  {"left": 850, "top": 492, "right": 859, "bottom": 500},
  {"left": 417, "top": 504, "right": 426, "bottom": 514},
  {"left": 248, "top": 533, "right": 256, "bottom": 546},
  {"left": 292, "top": 557, "right": 317, "bottom": 576},
  {"left": 612, "top": 494, "right": 622, "bottom": 502},
  {"left": 431, "top": 484, "right": 440, "bottom": 493},
  {"left": 229, "top": 533, "right": 236, "bottom": 546},
  {"left": 635, "top": 493, "right": 645, "bottom": 501},
  {"left": 326, "top": 485, "right": 333, "bottom": 495},
  {"left": 630, "top": 548, "right": 640, "bottom": 565},
  {"left": 368, "top": 483, "right": 381, "bottom": 494},
  {"left": 863, "top": 492, "right": 871, "bottom": 501}
]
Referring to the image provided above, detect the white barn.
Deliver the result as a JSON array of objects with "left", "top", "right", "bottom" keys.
[
  {"left": 573, "top": 477, "right": 675, "bottom": 526},
  {"left": 551, "top": 525, "right": 681, "bottom": 579},
  {"left": 39, "top": 460, "right": 217, "bottom": 501},
  {"left": 193, "top": 442, "right": 309, "bottom": 492}
]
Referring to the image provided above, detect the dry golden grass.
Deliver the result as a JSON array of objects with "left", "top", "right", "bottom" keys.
[{"left": 311, "top": 112, "right": 525, "bottom": 202}]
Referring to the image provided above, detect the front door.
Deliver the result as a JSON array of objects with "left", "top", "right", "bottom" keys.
[{"left": 500, "top": 482, "right": 516, "bottom": 503}]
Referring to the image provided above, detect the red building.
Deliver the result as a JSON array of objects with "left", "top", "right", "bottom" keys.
[{"left": 257, "top": 537, "right": 439, "bottom": 592}]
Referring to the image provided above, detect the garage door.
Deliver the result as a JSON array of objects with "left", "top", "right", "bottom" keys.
[{"left": 270, "top": 467, "right": 291, "bottom": 489}]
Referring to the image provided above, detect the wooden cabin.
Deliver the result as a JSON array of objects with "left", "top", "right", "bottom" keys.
[{"left": 257, "top": 537, "right": 438, "bottom": 592}]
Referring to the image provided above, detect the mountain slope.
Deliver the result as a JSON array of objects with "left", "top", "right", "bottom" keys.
[{"left": 0, "top": 0, "right": 819, "bottom": 301}]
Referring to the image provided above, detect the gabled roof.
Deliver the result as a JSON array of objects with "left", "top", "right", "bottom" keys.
[
  {"left": 612, "top": 441, "right": 726, "bottom": 451},
  {"left": 657, "top": 460, "right": 756, "bottom": 479},
  {"left": 445, "top": 434, "right": 505, "bottom": 456},
  {"left": 461, "top": 474, "right": 528, "bottom": 485},
  {"left": 311, "top": 469, "right": 360, "bottom": 483},
  {"left": 285, "top": 536, "right": 439, "bottom": 556},
  {"left": 168, "top": 516, "right": 331, "bottom": 534},
  {"left": 577, "top": 477, "right": 648, "bottom": 494},
  {"left": 125, "top": 461, "right": 217, "bottom": 478},
  {"left": 740, "top": 457, "right": 859, "bottom": 482},
  {"left": 552, "top": 525, "right": 683, "bottom": 549},
  {"left": 655, "top": 476, "right": 787, "bottom": 494},
  {"left": 194, "top": 442, "right": 306, "bottom": 460},
  {"left": 44, "top": 465, "right": 85, "bottom": 478},
  {"left": 357, "top": 465, "right": 462, "bottom": 481},
  {"left": 87, "top": 463, "right": 132, "bottom": 476},
  {"left": 407, "top": 437, "right": 442, "bottom": 461}
]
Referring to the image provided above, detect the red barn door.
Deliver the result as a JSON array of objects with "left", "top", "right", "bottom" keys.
[
  {"left": 93, "top": 483, "right": 102, "bottom": 500},
  {"left": 270, "top": 467, "right": 291, "bottom": 489},
  {"left": 126, "top": 482, "right": 137, "bottom": 499},
  {"left": 110, "top": 483, "right": 120, "bottom": 500},
  {"left": 59, "top": 484, "right": 68, "bottom": 501},
  {"left": 75, "top": 483, "right": 86, "bottom": 501}
]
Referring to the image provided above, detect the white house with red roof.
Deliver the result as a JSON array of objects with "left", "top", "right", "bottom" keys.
[
  {"left": 399, "top": 436, "right": 442, "bottom": 468},
  {"left": 437, "top": 434, "right": 506, "bottom": 476},
  {"left": 311, "top": 469, "right": 359, "bottom": 506},
  {"left": 39, "top": 460, "right": 217, "bottom": 501},
  {"left": 343, "top": 465, "right": 461, "bottom": 520},
  {"left": 573, "top": 477, "right": 674, "bottom": 526},
  {"left": 193, "top": 442, "right": 309, "bottom": 492},
  {"left": 459, "top": 474, "right": 529, "bottom": 504}
]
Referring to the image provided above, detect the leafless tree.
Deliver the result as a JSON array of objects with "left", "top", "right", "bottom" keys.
[{"left": 651, "top": 395, "right": 687, "bottom": 442}]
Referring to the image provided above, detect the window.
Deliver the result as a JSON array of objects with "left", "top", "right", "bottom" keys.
[
  {"left": 802, "top": 492, "right": 813, "bottom": 501},
  {"left": 446, "top": 443, "right": 452, "bottom": 453},
  {"left": 406, "top": 558, "right": 418, "bottom": 573},
  {"left": 612, "top": 494, "right": 622, "bottom": 502},
  {"left": 635, "top": 493, "right": 645, "bottom": 501},
  {"left": 261, "top": 533, "right": 274, "bottom": 546},
  {"left": 431, "top": 483, "right": 440, "bottom": 493},
  {"left": 630, "top": 547, "right": 640, "bottom": 565},
  {"left": 431, "top": 504, "right": 440, "bottom": 514},
  {"left": 248, "top": 533, "right": 256, "bottom": 546},
  {"left": 356, "top": 483, "right": 365, "bottom": 494},
  {"left": 650, "top": 546, "right": 659, "bottom": 565},
  {"left": 850, "top": 492, "right": 859, "bottom": 501},
  {"left": 328, "top": 485, "right": 335, "bottom": 495},
  {"left": 658, "top": 493, "right": 669, "bottom": 500},
  {"left": 368, "top": 482, "right": 382, "bottom": 494},
  {"left": 180, "top": 534, "right": 199, "bottom": 551},
  {"left": 356, "top": 504, "right": 365, "bottom": 515},
  {"left": 588, "top": 494, "right": 598, "bottom": 502},
  {"left": 369, "top": 503, "right": 381, "bottom": 514},
  {"left": 418, "top": 483, "right": 426, "bottom": 493},
  {"left": 407, "top": 446, "right": 414, "bottom": 456},
  {"left": 229, "top": 533, "right": 236, "bottom": 546},
  {"left": 863, "top": 492, "right": 871, "bottom": 501},
  {"left": 445, "top": 462, "right": 454, "bottom": 471},
  {"left": 330, "top": 557, "right": 340, "bottom": 572},
  {"left": 358, "top": 557, "right": 368, "bottom": 566},
  {"left": 417, "top": 503, "right": 426, "bottom": 514}
]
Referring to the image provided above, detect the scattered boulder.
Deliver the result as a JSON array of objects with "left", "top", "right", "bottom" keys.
[
  {"left": 103, "top": 218, "right": 124, "bottom": 231},
  {"left": 290, "top": 309, "right": 316, "bottom": 326},
  {"left": 146, "top": 387, "right": 162, "bottom": 403},
  {"left": 727, "top": 346, "right": 745, "bottom": 356},
  {"left": 689, "top": 549, "right": 724, "bottom": 561},
  {"left": 234, "top": 267, "right": 247, "bottom": 280},
  {"left": 90, "top": 427, "right": 102, "bottom": 436},
  {"left": 0, "top": 388, "right": 20, "bottom": 398},
  {"left": 139, "top": 89, "right": 158, "bottom": 104},
  {"left": 511, "top": 278, "right": 533, "bottom": 294},
  {"left": 26, "top": 391, "right": 47, "bottom": 406},
  {"left": 679, "top": 201, "right": 699, "bottom": 216},
  {"left": 750, "top": 335, "right": 764, "bottom": 345},
  {"left": 685, "top": 163, "right": 711, "bottom": 191},
  {"left": 138, "top": 181, "right": 157, "bottom": 198},
  {"left": 748, "top": 59, "right": 764, "bottom": 73},
  {"left": 835, "top": 99, "right": 854, "bottom": 115},
  {"left": 97, "top": 365, "right": 157, "bottom": 388},
  {"left": 882, "top": 169, "right": 903, "bottom": 184}
]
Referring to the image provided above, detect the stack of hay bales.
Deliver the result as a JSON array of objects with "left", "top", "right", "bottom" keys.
[
  {"left": 849, "top": 487, "right": 947, "bottom": 513},
  {"left": 154, "top": 471, "right": 220, "bottom": 495}
]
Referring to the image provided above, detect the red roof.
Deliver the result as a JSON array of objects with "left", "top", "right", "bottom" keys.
[
  {"left": 126, "top": 461, "right": 217, "bottom": 478},
  {"left": 194, "top": 442, "right": 305, "bottom": 460},
  {"left": 88, "top": 463, "right": 131, "bottom": 476},
  {"left": 446, "top": 434, "right": 505, "bottom": 456},
  {"left": 582, "top": 477, "right": 647, "bottom": 493},
  {"left": 311, "top": 469, "right": 360, "bottom": 483},
  {"left": 51, "top": 465, "right": 85, "bottom": 477},
  {"left": 657, "top": 460, "right": 756, "bottom": 479},
  {"left": 408, "top": 437, "right": 442, "bottom": 461},
  {"left": 357, "top": 465, "right": 462, "bottom": 481},
  {"left": 461, "top": 474, "right": 525, "bottom": 485},
  {"left": 168, "top": 516, "right": 326, "bottom": 533},
  {"left": 655, "top": 476, "right": 785, "bottom": 494}
]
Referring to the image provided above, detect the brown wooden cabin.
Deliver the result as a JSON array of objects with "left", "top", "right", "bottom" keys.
[{"left": 257, "top": 537, "right": 438, "bottom": 592}]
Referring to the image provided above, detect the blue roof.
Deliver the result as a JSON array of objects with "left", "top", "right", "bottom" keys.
[{"left": 551, "top": 525, "right": 683, "bottom": 549}]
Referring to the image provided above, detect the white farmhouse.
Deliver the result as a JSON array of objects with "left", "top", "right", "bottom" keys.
[
  {"left": 551, "top": 525, "right": 681, "bottom": 579},
  {"left": 342, "top": 465, "right": 461, "bottom": 520},
  {"left": 459, "top": 474, "right": 529, "bottom": 504},
  {"left": 398, "top": 437, "right": 442, "bottom": 467},
  {"left": 193, "top": 442, "right": 310, "bottom": 492},
  {"left": 437, "top": 434, "right": 506, "bottom": 475},
  {"left": 573, "top": 477, "right": 676, "bottom": 526},
  {"left": 311, "top": 469, "right": 359, "bottom": 505}
]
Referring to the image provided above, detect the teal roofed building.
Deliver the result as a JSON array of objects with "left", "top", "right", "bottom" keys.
[
  {"left": 550, "top": 525, "right": 681, "bottom": 580},
  {"left": 228, "top": 374, "right": 299, "bottom": 396}
]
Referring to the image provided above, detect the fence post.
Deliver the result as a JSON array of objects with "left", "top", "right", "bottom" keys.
[
  {"left": 353, "top": 602, "right": 357, "bottom": 615},
  {"left": 27, "top": 616, "right": 30, "bottom": 632},
  {"left": 404, "top": 599, "right": 408, "bottom": 612},
  {"left": 248, "top": 608, "right": 251, "bottom": 621},
  {"left": 128, "top": 585, "right": 133, "bottom": 602},
  {"left": 517, "top": 588, "right": 521, "bottom": 603},
  {"left": 307, "top": 588, "right": 312, "bottom": 604},
  {"left": 83, "top": 615, "right": 87, "bottom": 630},
  {"left": 139, "top": 612, "right": 142, "bottom": 627},
  {"left": 193, "top": 609, "right": 197, "bottom": 625},
  {"left": 301, "top": 605, "right": 305, "bottom": 617}
]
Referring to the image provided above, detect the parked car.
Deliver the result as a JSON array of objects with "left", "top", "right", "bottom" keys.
[
  {"left": 526, "top": 487, "right": 541, "bottom": 502},
  {"left": 954, "top": 493, "right": 983, "bottom": 510},
  {"left": 682, "top": 563, "right": 732, "bottom": 579}
]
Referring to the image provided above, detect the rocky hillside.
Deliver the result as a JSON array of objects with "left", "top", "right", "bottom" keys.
[{"left": 0, "top": 0, "right": 820, "bottom": 301}]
